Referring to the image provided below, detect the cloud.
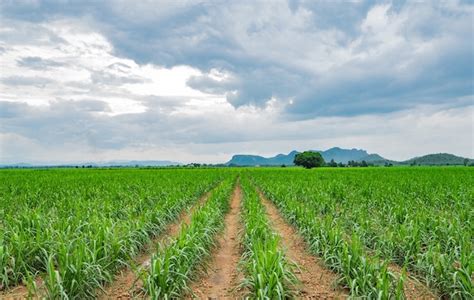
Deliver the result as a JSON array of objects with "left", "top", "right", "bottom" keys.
[
  {"left": 1, "top": 98, "right": 472, "bottom": 163},
  {"left": 0, "top": 0, "right": 472, "bottom": 163},
  {"left": 0, "top": 17, "right": 220, "bottom": 114},
  {"left": 17, "top": 56, "right": 66, "bottom": 69},
  {"left": 180, "top": 2, "right": 473, "bottom": 117},
  {"left": 44, "top": 0, "right": 469, "bottom": 118},
  {"left": 2, "top": 2, "right": 471, "bottom": 116},
  {"left": 1, "top": 75, "right": 53, "bottom": 87}
]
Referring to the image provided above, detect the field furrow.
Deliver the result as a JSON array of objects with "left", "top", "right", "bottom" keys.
[
  {"left": 190, "top": 183, "right": 243, "bottom": 299},
  {"left": 238, "top": 177, "right": 298, "bottom": 298},
  {"left": 99, "top": 188, "right": 215, "bottom": 299},
  {"left": 387, "top": 263, "right": 436, "bottom": 299},
  {"left": 140, "top": 178, "right": 235, "bottom": 298},
  {"left": 258, "top": 189, "right": 348, "bottom": 299}
]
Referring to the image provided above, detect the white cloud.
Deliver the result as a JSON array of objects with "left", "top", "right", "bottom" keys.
[{"left": 0, "top": 18, "right": 224, "bottom": 115}]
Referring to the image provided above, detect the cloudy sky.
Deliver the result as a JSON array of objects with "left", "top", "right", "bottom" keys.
[{"left": 0, "top": 0, "right": 473, "bottom": 164}]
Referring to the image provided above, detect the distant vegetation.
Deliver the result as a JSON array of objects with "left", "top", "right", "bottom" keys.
[
  {"left": 293, "top": 151, "right": 325, "bottom": 169},
  {"left": 1, "top": 149, "right": 472, "bottom": 169},
  {"left": 400, "top": 153, "right": 473, "bottom": 166},
  {"left": 226, "top": 147, "right": 473, "bottom": 167}
]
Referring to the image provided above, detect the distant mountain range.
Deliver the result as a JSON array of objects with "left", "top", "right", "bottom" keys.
[
  {"left": 1, "top": 148, "right": 472, "bottom": 168},
  {"left": 226, "top": 147, "right": 472, "bottom": 166}
]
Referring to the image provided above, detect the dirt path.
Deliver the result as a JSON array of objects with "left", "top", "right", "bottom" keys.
[
  {"left": 257, "top": 190, "right": 348, "bottom": 299},
  {"left": 98, "top": 189, "right": 213, "bottom": 299},
  {"left": 190, "top": 184, "right": 244, "bottom": 299}
]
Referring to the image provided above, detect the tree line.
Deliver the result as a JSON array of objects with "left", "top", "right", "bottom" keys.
[{"left": 293, "top": 151, "right": 384, "bottom": 169}]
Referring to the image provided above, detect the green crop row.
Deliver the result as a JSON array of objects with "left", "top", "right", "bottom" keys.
[
  {"left": 239, "top": 177, "right": 297, "bottom": 299},
  {"left": 141, "top": 177, "right": 235, "bottom": 299},
  {"left": 249, "top": 167, "right": 473, "bottom": 299},
  {"left": 1, "top": 167, "right": 471, "bottom": 299},
  {"left": 249, "top": 177, "right": 404, "bottom": 298},
  {"left": 0, "top": 169, "right": 227, "bottom": 298}
]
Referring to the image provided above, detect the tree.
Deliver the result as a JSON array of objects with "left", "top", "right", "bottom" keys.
[
  {"left": 348, "top": 160, "right": 359, "bottom": 167},
  {"left": 328, "top": 159, "right": 337, "bottom": 167},
  {"left": 360, "top": 160, "right": 368, "bottom": 167},
  {"left": 464, "top": 158, "right": 469, "bottom": 166},
  {"left": 294, "top": 151, "right": 325, "bottom": 169}
]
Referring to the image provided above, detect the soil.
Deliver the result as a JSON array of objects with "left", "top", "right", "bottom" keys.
[
  {"left": 0, "top": 277, "right": 43, "bottom": 300},
  {"left": 258, "top": 190, "right": 348, "bottom": 299},
  {"left": 388, "top": 264, "right": 436, "bottom": 299},
  {"left": 189, "top": 184, "right": 244, "bottom": 299}
]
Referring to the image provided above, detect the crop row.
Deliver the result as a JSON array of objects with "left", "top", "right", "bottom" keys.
[
  {"left": 249, "top": 167, "right": 473, "bottom": 298},
  {"left": 239, "top": 177, "right": 297, "bottom": 298},
  {"left": 0, "top": 169, "right": 226, "bottom": 298},
  {"left": 141, "top": 177, "right": 235, "bottom": 299},
  {"left": 1, "top": 167, "right": 471, "bottom": 299},
  {"left": 250, "top": 178, "right": 404, "bottom": 298}
]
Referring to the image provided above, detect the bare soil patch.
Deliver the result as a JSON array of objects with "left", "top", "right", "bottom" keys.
[
  {"left": 189, "top": 184, "right": 244, "bottom": 299},
  {"left": 258, "top": 190, "right": 348, "bottom": 299}
]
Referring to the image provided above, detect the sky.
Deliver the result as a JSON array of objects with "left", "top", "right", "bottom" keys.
[{"left": 0, "top": 0, "right": 473, "bottom": 164}]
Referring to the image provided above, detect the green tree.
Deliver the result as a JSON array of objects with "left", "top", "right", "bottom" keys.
[
  {"left": 464, "top": 158, "right": 469, "bottom": 166},
  {"left": 294, "top": 151, "right": 325, "bottom": 169}
]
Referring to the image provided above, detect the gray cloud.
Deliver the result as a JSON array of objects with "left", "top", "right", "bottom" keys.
[
  {"left": 60, "top": 0, "right": 470, "bottom": 118},
  {"left": 1, "top": 1, "right": 472, "bottom": 117},
  {"left": 1, "top": 75, "right": 53, "bottom": 87},
  {"left": 1, "top": 99, "right": 472, "bottom": 163},
  {"left": 17, "top": 56, "right": 66, "bottom": 69},
  {"left": 0, "top": 0, "right": 472, "bottom": 163}
]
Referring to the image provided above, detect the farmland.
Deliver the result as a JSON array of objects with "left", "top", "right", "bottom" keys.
[{"left": 0, "top": 167, "right": 472, "bottom": 299}]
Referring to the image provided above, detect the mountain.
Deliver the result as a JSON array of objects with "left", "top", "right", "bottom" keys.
[
  {"left": 400, "top": 153, "right": 472, "bottom": 166},
  {"left": 322, "top": 147, "right": 371, "bottom": 163},
  {"left": 359, "top": 153, "right": 386, "bottom": 162},
  {"left": 226, "top": 147, "right": 386, "bottom": 166},
  {"left": 226, "top": 148, "right": 473, "bottom": 166}
]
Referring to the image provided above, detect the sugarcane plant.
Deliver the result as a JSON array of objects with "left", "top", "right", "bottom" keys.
[
  {"left": 141, "top": 178, "right": 235, "bottom": 299},
  {"left": 239, "top": 177, "right": 298, "bottom": 299}
]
